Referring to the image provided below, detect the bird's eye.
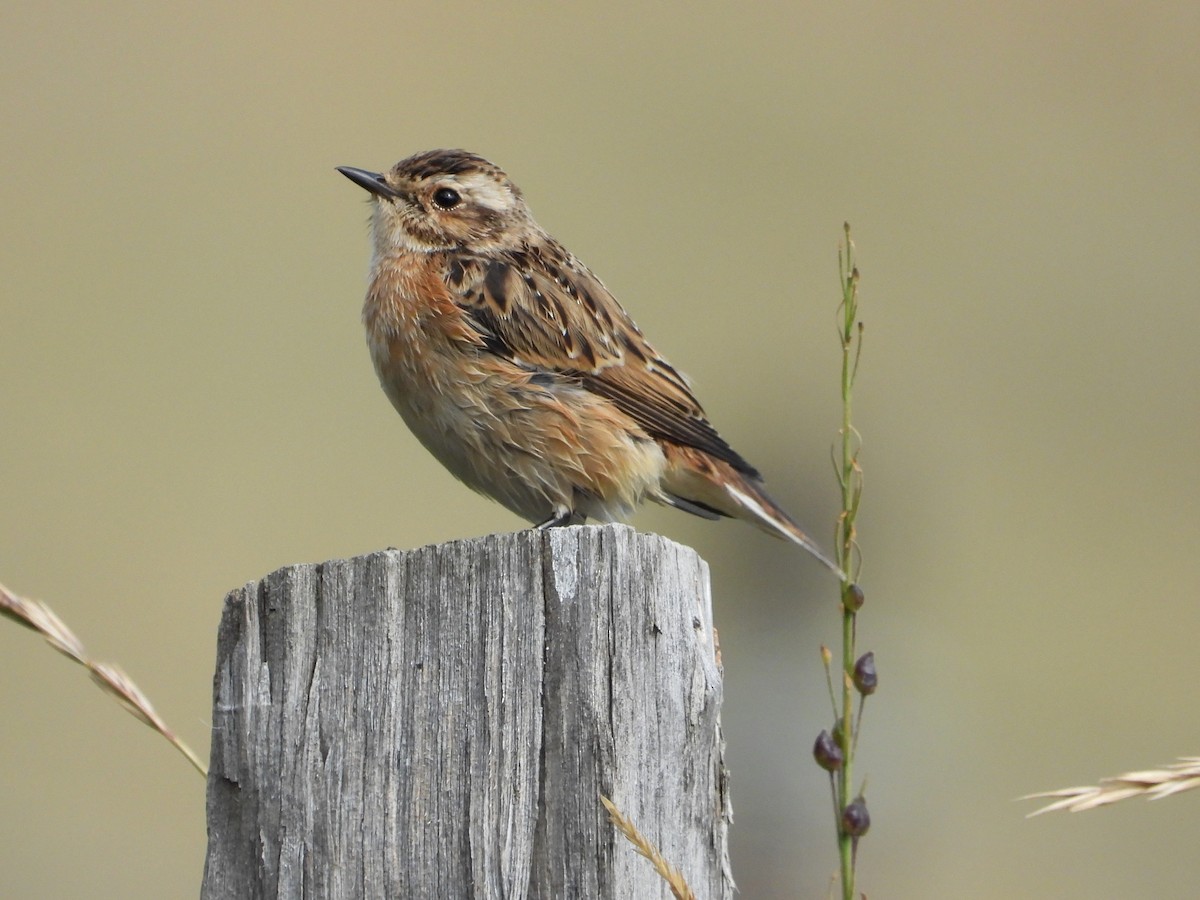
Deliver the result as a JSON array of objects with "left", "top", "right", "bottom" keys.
[{"left": 432, "top": 187, "right": 461, "bottom": 210}]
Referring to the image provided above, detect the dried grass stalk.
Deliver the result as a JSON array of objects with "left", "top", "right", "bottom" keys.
[
  {"left": 600, "top": 795, "right": 696, "bottom": 900},
  {"left": 1024, "top": 757, "right": 1200, "bottom": 815},
  {"left": 0, "top": 581, "right": 207, "bottom": 776}
]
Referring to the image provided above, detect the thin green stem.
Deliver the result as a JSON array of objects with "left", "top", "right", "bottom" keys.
[
  {"left": 835, "top": 224, "right": 862, "bottom": 900},
  {"left": 839, "top": 613, "right": 855, "bottom": 896},
  {"left": 822, "top": 645, "right": 839, "bottom": 718},
  {"left": 853, "top": 696, "right": 867, "bottom": 758}
]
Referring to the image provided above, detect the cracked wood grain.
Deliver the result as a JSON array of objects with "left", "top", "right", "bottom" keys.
[{"left": 202, "top": 524, "right": 732, "bottom": 900}]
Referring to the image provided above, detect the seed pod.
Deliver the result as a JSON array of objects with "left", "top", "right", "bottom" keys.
[
  {"left": 844, "top": 582, "right": 865, "bottom": 612},
  {"left": 813, "top": 729, "right": 844, "bottom": 772},
  {"left": 842, "top": 797, "right": 871, "bottom": 837},
  {"left": 853, "top": 652, "right": 877, "bottom": 696}
]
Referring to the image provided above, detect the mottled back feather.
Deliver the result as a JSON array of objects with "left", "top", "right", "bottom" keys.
[{"left": 443, "top": 242, "right": 761, "bottom": 478}]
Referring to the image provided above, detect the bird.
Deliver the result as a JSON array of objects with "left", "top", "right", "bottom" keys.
[{"left": 337, "top": 149, "right": 839, "bottom": 575}]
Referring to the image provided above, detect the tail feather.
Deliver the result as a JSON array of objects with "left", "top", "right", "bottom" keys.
[
  {"left": 722, "top": 479, "right": 843, "bottom": 577},
  {"left": 659, "top": 444, "right": 845, "bottom": 578}
]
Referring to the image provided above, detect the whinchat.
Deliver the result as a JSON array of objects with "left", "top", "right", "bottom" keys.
[{"left": 338, "top": 149, "right": 837, "bottom": 573}]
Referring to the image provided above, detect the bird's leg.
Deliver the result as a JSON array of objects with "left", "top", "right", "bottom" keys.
[{"left": 535, "top": 508, "right": 578, "bottom": 529}]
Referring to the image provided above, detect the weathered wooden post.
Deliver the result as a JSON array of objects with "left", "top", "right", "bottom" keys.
[{"left": 201, "top": 524, "right": 733, "bottom": 899}]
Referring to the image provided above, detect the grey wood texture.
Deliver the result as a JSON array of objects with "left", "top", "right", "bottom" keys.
[{"left": 202, "top": 524, "right": 733, "bottom": 900}]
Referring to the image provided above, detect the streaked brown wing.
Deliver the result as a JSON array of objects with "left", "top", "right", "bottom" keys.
[{"left": 445, "top": 243, "right": 759, "bottom": 477}]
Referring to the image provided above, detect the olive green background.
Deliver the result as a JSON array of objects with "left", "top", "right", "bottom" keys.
[{"left": 3, "top": 3, "right": 1199, "bottom": 898}]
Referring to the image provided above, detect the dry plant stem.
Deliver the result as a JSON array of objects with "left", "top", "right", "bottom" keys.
[
  {"left": 0, "top": 581, "right": 207, "bottom": 777},
  {"left": 600, "top": 795, "right": 696, "bottom": 900},
  {"left": 1023, "top": 757, "right": 1200, "bottom": 815},
  {"left": 835, "top": 224, "right": 864, "bottom": 900}
]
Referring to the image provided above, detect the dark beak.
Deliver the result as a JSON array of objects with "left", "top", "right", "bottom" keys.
[{"left": 336, "top": 166, "right": 401, "bottom": 199}]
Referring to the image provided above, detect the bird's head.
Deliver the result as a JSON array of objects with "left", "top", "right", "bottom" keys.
[{"left": 338, "top": 149, "right": 532, "bottom": 256}]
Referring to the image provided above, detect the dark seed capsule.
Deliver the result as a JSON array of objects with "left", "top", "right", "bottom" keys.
[
  {"left": 812, "top": 729, "right": 844, "bottom": 772},
  {"left": 842, "top": 797, "right": 871, "bottom": 837},
  {"left": 853, "top": 652, "right": 878, "bottom": 696},
  {"left": 844, "top": 582, "right": 865, "bottom": 612}
]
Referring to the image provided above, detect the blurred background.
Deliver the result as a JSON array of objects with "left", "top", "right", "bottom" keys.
[{"left": 3, "top": 3, "right": 1198, "bottom": 897}]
